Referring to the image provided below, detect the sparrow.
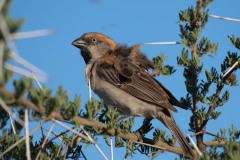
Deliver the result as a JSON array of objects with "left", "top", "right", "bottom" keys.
[{"left": 72, "top": 32, "right": 193, "bottom": 157}]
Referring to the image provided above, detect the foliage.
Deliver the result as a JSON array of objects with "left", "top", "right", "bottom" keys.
[
  {"left": 201, "top": 125, "right": 240, "bottom": 160},
  {"left": 152, "top": 54, "right": 176, "bottom": 75}
]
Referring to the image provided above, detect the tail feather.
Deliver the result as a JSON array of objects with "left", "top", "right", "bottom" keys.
[{"left": 158, "top": 116, "right": 193, "bottom": 157}]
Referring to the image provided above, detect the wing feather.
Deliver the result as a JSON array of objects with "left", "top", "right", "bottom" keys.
[{"left": 96, "top": 58, "right": 178, "bottom": 112}]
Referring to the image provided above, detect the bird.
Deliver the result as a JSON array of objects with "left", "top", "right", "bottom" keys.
[{"left": 72, "top": 32, "right": 193, "bottom": 157}]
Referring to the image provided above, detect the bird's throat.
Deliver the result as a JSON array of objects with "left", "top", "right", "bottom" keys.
[{"left": 80, "top": 50, "right": 92, "bottom": 64}]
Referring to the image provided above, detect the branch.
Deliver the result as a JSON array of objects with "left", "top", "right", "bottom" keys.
[
  {"left": 0, "top": 86, "right": 46, "bottom": 113},
  {"left": 72, "top": 116, "right": 193, "bottom": 157},
  {"left": 32, "top": 128, "right": 70, "bottom": 153},
  {"left": 199, "top": 83, "right": 224, "bottom": 131},
  {"left": 205, "top": 140, "right": 226, "bottom": 147},
  {"left": 1, "top": 84, "right": 235, "bottom": 158},
  {"left": 189, "top": 0, "right": 204, "bottom": 151},
  {"left": 0, "top": 85, "right": 192, "bottom": 156},
  {"left": 200, "top": 58, "right": 240, "bottom": 131},
  {"left": 191, "top": 131, "right": 225, "bottom": 140},
  {"left": 35, "top": 122, "right": 55, "bottom": 160}
]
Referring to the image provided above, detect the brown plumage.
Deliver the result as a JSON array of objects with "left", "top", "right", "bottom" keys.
[{"left": 72, "top": 32, "right": 193, "bottom": 157}]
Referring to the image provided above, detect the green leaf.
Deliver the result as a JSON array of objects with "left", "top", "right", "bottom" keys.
[
  {"left": 153, "top": 54, "right": 176, "bottom": 75},
  {"left": 210, "top": 111, "right": 222, "bottom": 120},
  {"left": 177, "top": 48, "right": 189, "bottom": 66},
  {"left": 196, "top": 107, "right": 207, "bottom": 122},
  {"left": 197, "top": 37, "right": 218, "bottom": 56},
  {"left": 205, "top": 67, "right": 220, "bottom": 83},
  {"left": 84, "top": 98, "right": 104, "bottom": 120},
  {"left": 115, "top": 136, "right": 124, "bottom": 148},
  {"left": 180, "top": 93, "right": 192, "bottom": 109},
  {"left": 221, "top": 52, "right": 239, "bottom": 73},
  {"left": 198, "top": 79, "right": 212, "bottom": 103},
  {"left": 153, "top": 128, "right": 176, "bottom": 146},
  {"left": 228, "top": 35, "right": 240, "bottom": 50},
  {"left": 119, "top": 117, "right": 135, "bottom": 133},
  {"left": 222, "top": 140, "right": 240, "bottom": 160},
  {"left": 216, "top": 90, "right": 229, "bottom": 107},
  {"left": 202, "top": 0, "right": 214, "bottom": 9},
  {"left": 105, "top": 108, "right": 119, "bottom": 129},
  {"left": 13, "top": 78, "right": 33, "bottom": 99}
]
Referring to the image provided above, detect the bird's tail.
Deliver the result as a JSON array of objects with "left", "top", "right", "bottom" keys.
[{"left": 158, "top": 116, "right": 194, "bottom": 157}]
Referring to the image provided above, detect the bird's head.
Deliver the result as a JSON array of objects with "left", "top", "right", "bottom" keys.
[{"left": 72, "top": 32, "right": 116, "bottom": 64}]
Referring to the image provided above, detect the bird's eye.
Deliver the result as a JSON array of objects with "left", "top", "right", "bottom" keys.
[{"left": 92, "top": 38, "right": 97, "bottom": 42}]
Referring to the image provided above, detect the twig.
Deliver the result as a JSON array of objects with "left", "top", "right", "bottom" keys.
[
  {"left": 42, "top": 128, "right": 63, "bottom": 141},
  {"left": 187, "top": 134, "right": 202, "bottom": 156},
  {"left": 33, "top": 129, "right": 71, "bottom": 153},
  {"left": 191, "top": 131, "right": 225, "bottom": 139},
  {"left": 9, "top": 113, "right": 16, "bottom": 134},
  {"left": 4, "top": 63, "right": 47, "bottom": 83},
  {"left": 40, "top": 122, "right": 45, "bottom": 141},
  {"left": 35, "top": 122, "right": 55, "bottom": 160},
  {"left": 10, "top": 54, "right": 48, "bottom": 81},
  {"left": 132, "top": 140, "right": 166, "bottom": 151},
  {"left": 63, "top": 144, "right": 69, "bottom": 159},
  {"left": 223, "top": 59, "right": 239, "bottom": 78},
  {"left": 0, "top": 86, "right": 46, "bottom": 113},
  {"left": 0, "top": 12, "right": 48, "bottom": 80},
  {"left": 142, "top": 41, "right": 182, "bottom": 45},
  {"left": 0, "top": 98, "right": 24, "bottom": 126},
  {"left": 11, "top": 29, "right": 54, "bottom": 40},
  {"left": 204, "top": 140, "right": 226, "bottom": 146},
  {"left": 0, "top": 121, "right": 47, "bottom": 158},
  {"left": 52, "top": 119, "right": 92, "bottom": 142},
  {"left": 110, "top": 136, "right": 114, "bottom": 160},
  {"left": 56, "top": 140, "right": 64, "bottom": 156},
  {"left": 88, "top": 79, "right": 92, "bottom": 99},
  {"left": 32, "top": 73, "right": 44, "bottom": 92},
  {"left": 25, "top": 109, "right": 31, "bottom": 160},
  {"left": 209, "top": 14, "right": 240, "bottom": 23},
  {"left": 79, "top": 125, "right": 108, "bottom": 160},
  {"left": 79, "top": 146, "right": 87, "bottom": 160},
  {"left": 0, "top": 14, "right": 17, "bottom": 52}
]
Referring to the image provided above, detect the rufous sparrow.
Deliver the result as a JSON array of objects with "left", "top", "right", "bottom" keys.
[{"left": 72, "top": 32, "right": 193, "bottom": 157}]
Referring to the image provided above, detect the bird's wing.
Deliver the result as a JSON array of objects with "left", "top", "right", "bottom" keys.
[
  {"left": 96, "top": 58, "right": 178, "bottom": 112},
  {"left": 113, "top": 44, "right": 155, "bottom": 70}
]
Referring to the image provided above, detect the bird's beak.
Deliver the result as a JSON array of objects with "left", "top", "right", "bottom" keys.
[{"left": 72, "top": 38, "right": 86, "bottom": 48}]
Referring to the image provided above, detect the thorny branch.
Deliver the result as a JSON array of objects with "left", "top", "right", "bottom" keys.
[
  {"left": 200, "top": 58, "right": 240, "bottom": 131},
  {"left": 191, "top": 0, "right": 204, "bottom": 152},
  {"left": 191, "top": 131, "right": 225, "bottom": 140},
  {"left": 32, "top": 129, "right": 71, "bottom": 153},
  {"left": 1, "top": 85, "right": 238, "bottom": 158},
  {"left": 0, "top": 85, "right": 190, "bottom": 156}
]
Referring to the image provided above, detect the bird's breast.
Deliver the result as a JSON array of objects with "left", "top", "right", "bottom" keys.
[{"left": 88, "top": 66, "right": 160, "bottom": 118}]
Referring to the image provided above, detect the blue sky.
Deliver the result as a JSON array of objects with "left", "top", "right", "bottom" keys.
[{"left": 10, "top": 1, "right": 240, "bottom": 159}]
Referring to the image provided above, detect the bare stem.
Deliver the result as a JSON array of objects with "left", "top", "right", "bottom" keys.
[
  {"left": 35, "top": 122, "right": 55, "bottom": 160},
  {"left": 25, "top": 109, "right": 31, "bottom": 160}
]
